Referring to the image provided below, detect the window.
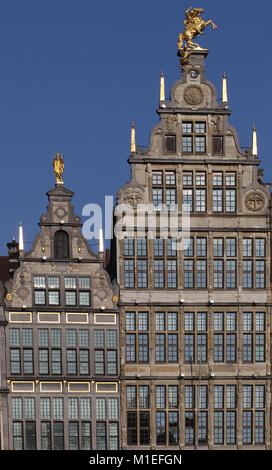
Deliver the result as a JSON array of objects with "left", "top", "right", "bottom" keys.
[
  {"left": 183, "top": 172, "right": 193, "bottom": 186},
  {"left": 196, "top": 189, "right": 206, "bottom": 212},
  {"left": 196, "top": 260, "right": 206, "bottom": 288},
  {"left": 213, "top": 260, "right": 223, "bottom": 288},
  {"left": 196, "top": 172, "right": 206, "bottom": 186},
  {"left": 183, "top": 189, "right": 193, "bottom": 212},
  {"left": 212, "top": 136, "right": 223, "bottom": 155},
  {"left": 124, "top": 238, "right": 134, "bottom": 256},
  {"left": 54, "top": 230, "right": 69, "bottom": 259},
  {"left": 182, "top": 136, "right": 193, "bottom": 153},
  {"left": 96, "top": 422, "right": 106, "bottom": 450},
  {"left": 243, "top": 261, "right": 253, "bottom": 288},
  {"left": 182, "top": 122, "right": 193, "bottom": 133},
  {"left": 195, "top": 136, "right": 206, "bottom": 153},
  {"left": 243, "top": 239, "right": 253, "bottom": 257},
  {"left": 154, "top": 260, "right": 164, "bottom": 288},
  {"left": 139, "top": 412, "right": 150, "bottom": 445},
  {"left": 212, "top": 173, "right": 223, "bottom": 186},
  {"left": 53, "top": 422, "right": 64, "bottom": 450},
  {"left": 124, "top": 260, "right": 135, "bottom": 288},
  {"left": 165, "top": 135, "right": 176, "bottom": 153},
  {"left": 243, "top": 411, "right": 252, "bottom": 444},
  {"left": 167, "top": 260, "right": 177, "bottom": 288},
  {"left": 137, "top": 260, "right": 147, "bottom": 288},
  {"left": 127, "top": 412, "right": 137, "bottom": 445},
  {"left": 213, "top": 190, "right": 223, "bottom": 212},
  {"left": 153, "top": 188, "right": 163, "bottom": 210},
  {"left": 195, "top": 122, "right": 206, "bottom": 134},
  {"left": 184, "top": 260, "right": 194, "bottom": 288},
  {"left": 214, "top": 412, "right": 224, "bottom": 444},
  {"left": 225, "top": 190, "right": 236, "bottom": 212},
  {"left": 256, "top": 239, "right": 265, "bottom": 257},
  {"left": 256, "top": 260, "right": 265, "bottom": 288}
]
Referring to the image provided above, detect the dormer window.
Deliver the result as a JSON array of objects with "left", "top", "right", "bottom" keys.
[
  {"left": 182, "top": 121, "right": 206, "bottom": 154},
  {"left": 54, "top": 230, "right": 69, "bottom": 259}
]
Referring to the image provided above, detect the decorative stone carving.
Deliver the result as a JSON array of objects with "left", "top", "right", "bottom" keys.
[
  {"left": 116, "top": 180, "right": 145, "bottom": 209},
  {"left": 165, "top": 115, "right": 177, "bottom": 132},
  {"left": 54, "top": 206, "right": 68, "bottom": 220},
  {"left": 123, "top": 191, "right": 143, "bottom": 208},
  {"left": 245, "top": 191, "right": 266, "bottom": 212},
  {"left": 184, "top": 85, "right": 203, "bottom": 106},
  {"left": 211, "top": 115, "right": 222, "bottom": 133},
  {"left": 16, "top": 287, "right": 30, "bottom": 300}
]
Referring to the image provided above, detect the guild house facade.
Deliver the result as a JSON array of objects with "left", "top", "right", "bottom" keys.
[
  {"left": 0, "top": 8, "right": 272, "bottom": 451},
  {"left": 112, "top": 9, "right": 272, "bottom": 450},
  {"left": 0, "top": 166, "right": 120, "bottom": 450}
]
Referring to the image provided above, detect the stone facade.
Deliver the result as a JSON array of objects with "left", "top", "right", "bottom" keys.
[
  {"left": 114, "top": 49, "right": 272, "bottom": 449},
  {"left": 2, "top": 184, "right": 120, "bottom": 450}
]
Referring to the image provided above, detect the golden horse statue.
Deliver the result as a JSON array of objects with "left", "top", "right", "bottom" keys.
[{"left": 178, "top": 7, "right": 217, "bottom": 63}]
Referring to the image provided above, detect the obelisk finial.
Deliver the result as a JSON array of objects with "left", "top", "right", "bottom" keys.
[
  {"left": 131, "top": 122, "right": 136, "bottom": 154},
  {"left": 252, "top": 124, "right": 258, "bottom": 157},
  {"left": 160, "top": 70, "right": 165, "bottom": 102},
  {"left": 222, "top": 72, "right": 228, "bottom": 104}
]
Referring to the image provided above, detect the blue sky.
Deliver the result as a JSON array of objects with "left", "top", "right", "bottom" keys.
[{"left": 0, "top": 1, "right": 270, "bottom": 254}]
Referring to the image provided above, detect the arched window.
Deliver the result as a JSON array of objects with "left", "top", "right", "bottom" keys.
[{"left": 54, "top": 230, "right": 70, "bottom": 259}]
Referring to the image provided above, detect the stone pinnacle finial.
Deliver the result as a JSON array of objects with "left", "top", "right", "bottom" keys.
[
  {"left": 252, "top": 124, "right": 258, "bottom": 157},
  {"left": 222, "top": 72, "right": 228, "bottom": 104},
  {"left": 160, "top": 70, "right": 165, "bottom": 102},
  {"left": 131, "top": 122, "right": 136, "bottom": 154}
]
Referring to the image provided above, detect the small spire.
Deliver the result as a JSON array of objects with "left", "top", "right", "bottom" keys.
[
  {"left": 99, "top": 225, "right": 104, "bottom": 255},
  {"left": 160, "top": 70, "right": 165, "bottom": 102},
  {"left": 19, "top": 221, "right": 24, "bottom": 252},
  {"left": 252, "top": 124, "right": 258, "bottom": 157},
  {"left": 222, "top": 72, "right": 228, "bottom": 104},
  {"left": 130, "top": 121, "right": 136, "bottom": 154}
]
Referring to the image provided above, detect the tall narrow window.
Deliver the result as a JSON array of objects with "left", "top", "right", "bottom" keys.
[{"left": 54, "top": 230, "right": 69, "bottom": 259}]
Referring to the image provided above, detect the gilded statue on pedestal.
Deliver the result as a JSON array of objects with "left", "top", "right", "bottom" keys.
[
  {"left": 52, "top": 152, "right": 64, "bottom": 184},
  {"left": 178, "top": 7, "right": 218, "bottom": 64}
]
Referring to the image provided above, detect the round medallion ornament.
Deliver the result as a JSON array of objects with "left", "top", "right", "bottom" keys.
[
  {"left": 189, "top": 70, "right": 198, "bottom": 80},
  {"left": 184, "top": 86, "right": 203, "bottom": 106},
  {"left": 6, "top": 293, "right": 12, "bottom": 301},
  {"left": 112, "top": 296, "right": 119, "bottom": 303},
  {"left": 245, "top": 192, "right": 266, "bottom": 212}
]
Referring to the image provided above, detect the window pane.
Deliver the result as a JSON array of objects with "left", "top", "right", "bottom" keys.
[
  {"left": 78, "top": 277, "right": 90, "bottom": 288},
  {"left": 79, "top": 330, "right": 89, "bottom": 347},
  {"left": 125, "top": 312, "right": 135, "bottom": 332},
  {"left": 79, "top": 291, "right": 90, "bottom": 305},
  {"left": 96, "top": 398, "right": 106, "bottom": 419},
  {"left": 65, "top": 291, "right": 77, "bottom": 305},
  {"left": 124, "top": 238, "right": 134, "bottom": 256},
  {"left": 182, "top": 136, "right": 193, "bottom": 153},
  {"left": 35, "top": 290, "right": 46, "bottom": 305},
  {"left": 195, "top": 136, "right": 206, "bottom": 153},
  {"left": 48, "top": 290, "right": 60, "bottom": 305},
  {"left": 64, "top": 277, "right": 76, "bottom": 289},
  {"left": 182, "top": 172, "right": 193, "bottom": 186},
  {"left": 22, "top": 329, "right": 33, "bottom": 347},
  {"left": 152, "top": 171, "right": 162, "bottom": 185},
  {"left": 195, "top": 122, "right": 206, "bottom": 134},
  {"left": 48, "top": 276, "right": 59, "bottom": 288},
  {"left": 182, "top": 122, "right": 193, "bottom": 133},
  {"left": 33, "top": 276, "right": 45, "bottom": 288},
  {"left": 25, "top": 398, "right": 36, "bottom": 420}
]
